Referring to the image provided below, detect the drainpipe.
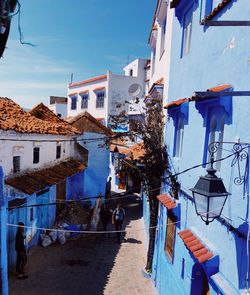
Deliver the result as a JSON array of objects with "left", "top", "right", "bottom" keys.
[{"left": 0, "top": 166, "right": 8, "bottom": 295}]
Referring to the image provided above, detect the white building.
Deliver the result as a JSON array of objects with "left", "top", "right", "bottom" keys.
[
  {"left": 48, "top": 96, "right": 68, "bottom": 119},
  {"left": 67, "top": 58, "right": 148, "bottom": 130},
  {"left": 147, "top": 0, "right": 173, "bottom": 103}
]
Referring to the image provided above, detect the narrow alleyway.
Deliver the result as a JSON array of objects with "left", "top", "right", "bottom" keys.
[{"left": 9, "top": 194, "right": 156, "bottom": 295}]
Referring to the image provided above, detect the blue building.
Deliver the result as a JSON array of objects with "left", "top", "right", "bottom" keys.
[
  {"left": 145, "top": 0, "right": 250, "bottom": 294},
  {"left": 0, "top": 99, "right": 88, "bottom": 269},
  {"left": 67, "top": 111, "right": 111, "bottom": 204}
]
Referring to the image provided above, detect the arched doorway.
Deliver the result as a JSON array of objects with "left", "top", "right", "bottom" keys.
[{"left": 190, "top": 263, "right": 210, "bottom": 295}]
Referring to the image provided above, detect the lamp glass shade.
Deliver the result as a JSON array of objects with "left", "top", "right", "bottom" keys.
[{"left": 190, "top": 168, "right": 230, "bottom": 224}]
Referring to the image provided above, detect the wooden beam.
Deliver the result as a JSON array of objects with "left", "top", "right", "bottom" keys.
[
  {"left": 194, "top": 91, "right": 250, "bottom": 99},
  {"left": 202, "top": 21, "right": 250, "bottom": 26}
]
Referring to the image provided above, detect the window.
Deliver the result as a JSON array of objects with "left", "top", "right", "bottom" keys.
[
  {"left": 160, "top": 17, "right": 167, "bottom": 57},
  {"left": 81, "top": 94, "right": 88, "bottom": 109},
  {"left": 202, "top": 106, "right": 226, "bottom": 170},
  {"left": 13, "top": 156, "right": 20, "bottom": 173},
  {"left": 30, "top": 207, "right": 34, "bottom": 222},
  {"left": 56, "top": 145, "right": 61, "bottom": 159},
  {"left": 182, "top": 6, "right": 193, "bottom": 57},
  {"left": 129, "top": 69, "right": 133, "bottom": 76},
  {"left": 57, "top": 113, "right": 62, "bottom": 118},
  {"left": 173, "top": 114, "right": 184, "bottom": 158},
  {"left": 151, "top": 47, "right": 156, "bottom": 76},
  {"left": 96, "top": 91, "right": 105, "bottom": 108},
  {"left": 33, "top": 147, "right": 40, "bottom": 164},
  {"left": 206, "top": 112, "right": 225, "bottom": 171},
  {"left": 71, "top": 96, "right": 77, "bottom": 110},
  {"left": 165, "top": 214, "right": 176, "bottom": 262}
]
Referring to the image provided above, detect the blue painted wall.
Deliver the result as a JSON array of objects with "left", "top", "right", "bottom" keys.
[
  {"left": 150, "top": 1, "right": 250, "bottom": 294},
  {"left": 80, "top": 132, "right": 110, "bottom": 205}
]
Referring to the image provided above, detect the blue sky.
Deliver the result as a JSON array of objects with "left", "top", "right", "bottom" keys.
[{"left": 0, "top": 0, "right": 156, "bottom": 108}]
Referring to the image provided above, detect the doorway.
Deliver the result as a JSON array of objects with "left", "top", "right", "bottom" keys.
[{"left": 190, "top": 263, "right": 210, "bottom": 295}]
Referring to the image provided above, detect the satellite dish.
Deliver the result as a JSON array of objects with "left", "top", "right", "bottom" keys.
[{"left": 128, "top": 83, "right": 141, "bottom": 97}]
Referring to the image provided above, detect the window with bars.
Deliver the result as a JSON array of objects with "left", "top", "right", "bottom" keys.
[
  {"left": 13, "top": 156, "right": 20, "bottom": 173},
  {"left": 164, "top": 214, "right": 176, "bottom": 262},
  {"left": 96, "top": 91, "right": 105, "bottom": 108},
  {"left": 71, "top": 96, "right": 77, "bottom": 110},
  {"left": 56, "top": 145, "right": 61, "bottom": 159},
  {"left": 182, "top": 5, "right": 193, "bottom": 57},
  {"left": 81, "top": 94, "right": 88, "bottom": 109},
  {"left": 33, "top": 147, "right": 40, "bottom": 164}
]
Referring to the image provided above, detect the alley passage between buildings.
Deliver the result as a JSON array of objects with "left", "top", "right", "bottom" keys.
[{"left": 9, "top": 194, "right": 156, "bottom": 295}]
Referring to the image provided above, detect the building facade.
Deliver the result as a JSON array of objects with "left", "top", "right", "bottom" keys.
[
  {"left": 0, "top": 99, "right": 87, "bottom": 268},
  {"left": 67, "top": 59, "right": 148, "bottom": 130},
  {"left": 144, "top": 0, "right": 250, "bottom": 294}
]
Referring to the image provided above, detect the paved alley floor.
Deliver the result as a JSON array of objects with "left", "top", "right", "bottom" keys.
[{"left": 9, "top": 195, "right": 156, "bottom": 295}]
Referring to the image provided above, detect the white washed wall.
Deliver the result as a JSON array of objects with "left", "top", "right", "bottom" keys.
[
  {"left": 67, "top": 78, "right": 108, "bottom": 122},
  {"left": 0, "top": 130, "right": 76, "bottom": 177}
]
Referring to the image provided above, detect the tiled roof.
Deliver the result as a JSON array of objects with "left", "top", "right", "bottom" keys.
[
  {"left": 69, "top": 75, "right": 107, "bottom": 88},
  {"left": 0, "top": 98, "right": 79, "bottom": 135},
  {"left": 189, "top": 84, "right": 233, "bottom": 102},
  {"left": 148, "top": 78, "right": 164, "bottom": 94},
  {"left": 5, "top": 159, "right": 86, "bottom": 195},
  {"left": 67, "top": 111, "right": 112, "bottom": 135},
  {"left": 164, "top": 98, "right": 187, "bottom": 109},
  {"left": 93, "top": 86, "right": 106, "bottom": 92},
  {"left": 110, "top": 139, "right": 129, "bottom": 154},
  {"left": 178, "top": 229, "right": 214, "bottom": 264},
  {"left": 202, "top": 0, "right": 232, "bottom": 23},
  {"left": 79, "top": 90, "right": 89, "bottom": 95},
  {"left": 157, "top": 194, "right": 177, "bottom": 210},
  {"left": 207, "top": 84, "right": 233, "bottom": 92},
  {"left": 125, "top": 142, "right": 145, "bottom": 160},
  {"left": 68, "top": 92, "right": 77, "bottom": 97}
]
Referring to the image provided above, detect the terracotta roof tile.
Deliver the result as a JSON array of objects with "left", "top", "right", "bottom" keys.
[
  {"left": 125, "top": 142, "right": 145, "bottom": 160},
  {"left": 79, "top": 90, "right": 89, "bottom": 95},
  {"left": 0, "top": 98, "right": 79, "bottom": 135},
  {"left": 202, "top": 0, "right": 232, "bottom": 23},
  {"left": 67, "top": 111, "right": 112, "bottom": 135},
  {"left": 157, "top": 194, "right": 177, "bottom": 210},
  {"left": 69, "top": 75, "right": 107, "bottom": 88},
  {"left": 93, "top": 86, "right": 106, "bottom": 92},
  {"left": 178, "top": 229, "right": 214, "bottom": 264},
  {"left": 68, "top": 92, "right": 77, "bottom": 97},
  {"left": 164, "top": 98, "right": 187, "bottom": 109},
  {"left": 5, "top": 159, "right": 86, "bottom": 195},
  {"left": 207, "top": 84, "right": 233, "bottom": 92}
]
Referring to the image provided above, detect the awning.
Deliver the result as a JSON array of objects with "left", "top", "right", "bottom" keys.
[
  {"left": 157, "top": 194, "right": 177, "bottom": 210},
  {"left": 5, "top": 159, "right": 86, "bottom": 195},
  {"left": 164, "top": 98, "right": 187, "bottom": 109},
  {"left": 79, "top": 90, "right": 89, "bottom": 95},
  {"left": 190, "top": 84, "right": 233, "bottom": 101},
  {"left": 93, "top": 86, "right": 105, "bottom": 92},
  {"left": 178, "top": 229, "right": 214, "bottom": 263}
]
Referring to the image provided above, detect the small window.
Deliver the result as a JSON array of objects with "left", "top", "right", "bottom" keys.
[
  {"left": 81, "top": 94, "right": 88, "bottom": 109},
  {"left": 71, "top": 96, "right": 77, "bottom": 110},
  {"left": 96, "top": 91, "right": 105, "bottom": 108},
  {"left": 56, "top": 145, "right": 61, "bottom": 159},
  {"left": 57, "top": 113, "right": 62, "bottom": 118},
  {"left": 30, "top": 207, "right": 34, "bottom": 222},
  {"left": 129, "top": 69, "right": 133, "bottom": 76},
  {"left": 165, "top": 214, "right": 176, "bottom": 262},
  {"left": 182, "top": 6, "right": 193, "bottom": 57},
  {"left": 33, "top": 147, "right": 40, "bottom": 164},
  {"left": 174, "top": 114, "right": 184, "bottom": 158},
  {"left": 13, "top": 156, "right": 20, "bottom": 173},
  {"left": 160, "top": 17, "right": 167, "bottom": 57}
]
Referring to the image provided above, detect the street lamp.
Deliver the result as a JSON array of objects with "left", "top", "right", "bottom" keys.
[{"left": 190, "top": 166, "right": 230, "bottom": 225}]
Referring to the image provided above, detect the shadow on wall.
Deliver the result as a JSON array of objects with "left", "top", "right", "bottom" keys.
[{"left": 235, "top": 221, "right": 250, "bottom": 289}]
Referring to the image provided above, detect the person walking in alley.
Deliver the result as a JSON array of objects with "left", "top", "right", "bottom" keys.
[
  {"left": 105, "top": 177, "right": 112, "bottom": 202},
  {"left": 112, "top": 204, "right": 125, "bottom": 242},
  {"left": 99, "top": 203, "right": 111, "bottom": 231},
  {"left": 15, "top": 222, "right": 28, "bottom": 279}
]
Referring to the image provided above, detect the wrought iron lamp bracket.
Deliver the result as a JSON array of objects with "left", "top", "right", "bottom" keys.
[{"left": 208, "top": 141, "right": 250, "bottom": 185}]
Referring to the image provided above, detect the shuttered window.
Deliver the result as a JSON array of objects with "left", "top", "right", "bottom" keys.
[{"left": 165, "top": 214, "right": 176, "bottom": 262}]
